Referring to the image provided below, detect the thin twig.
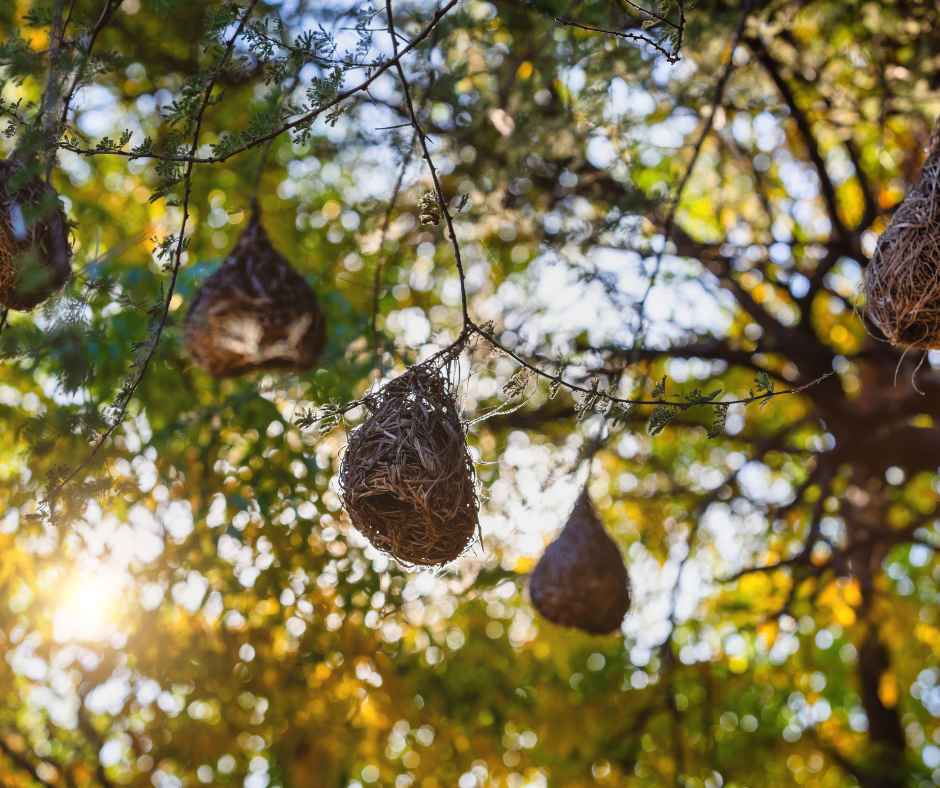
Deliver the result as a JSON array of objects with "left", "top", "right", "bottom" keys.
[
  {"left": 250, "top": 66, "right": 303, "bottom": 203},
  {"left": 557, "top": 17, "right": 677, "bottom": 61},
  {"left": 39, "top": 0, "right": 69, "bottom": 180},
  {"left": 371, "top": 129, "right": 416, "bottom": 348},
  {"left": 386, "top": 0, "right": 470, "bottom": 323},
  {"left": 630, "top": 0, "right": 752, "bottom": 364},
  {"left": 469, "top": 319, "right": 833, "bottom": 409},
  {"left": 47, "top": 0, "right": 262, "bottom": 505},
  {"left": 57, "top": 0, "right": 461, "bottom": 166},
  {"left": 58, "top": 0, "right": 125, "bottom": 132},
  {"left": 619, "top": 0, "right": 680, "bottom": 29}
]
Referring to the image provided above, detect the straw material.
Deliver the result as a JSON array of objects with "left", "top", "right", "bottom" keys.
[
  {"left": 185, "top": 209, "right": 326, "bottom": 377},
  {"left": 0, "top": 159, "right": 71, "bottom": 310},
  {"left": 339, "top": 351, "right": 479, "bottom": 567},
  {"left": 865, "top": 121, "right": 940, "bottom": 349},
  {"left": 529, "top": 490, "right": 630, "bottom": 634}
]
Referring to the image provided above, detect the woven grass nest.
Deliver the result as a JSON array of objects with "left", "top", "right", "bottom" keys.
[
  {"left": 338, "top": 351, "right": 479, "bottom": 567},
  {"left": 185, "top": 208, "right": 326, "bottom": 377},
  {"left": 865, "top": 121, "right": 940, "bottom": 349},
  {"left": 0, "top": 159, "right": 71, "bottom": 311},
  {"left": 529, "top": 490, "right": 630, "bottom": 634}
]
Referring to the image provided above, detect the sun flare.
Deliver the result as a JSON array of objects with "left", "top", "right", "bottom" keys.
[{"left": 52, "top": 566, "right": 126, "bottom": 643}]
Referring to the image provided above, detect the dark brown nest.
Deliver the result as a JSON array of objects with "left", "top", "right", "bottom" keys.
[
  {"left": 865, "top": 122, "right": 940, "bottom": 349},
  {"left": 184, "top": 209, "right": 326, "bottom": 377},
  {"left": 529, "top": 490, "right": 630, "bottom": 634},
  {"left": 338, "top": 352, "right": 479, "bottom": 567},
  {"left": 0, "top": 159, "right": 71, "bottom": 311}
]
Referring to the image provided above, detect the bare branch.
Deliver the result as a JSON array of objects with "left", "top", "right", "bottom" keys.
[
  {"left": 748, "top": 36, "right": 848, "bottom": 239},
  {"left": 386, "top": 0, "right": 470, "bottom": 323},
  {"left": 629, "top": 0, "right": 753, "bottom": 366},
  {"left": 541, "top": 13, "right": 680, "bottom": 63}
]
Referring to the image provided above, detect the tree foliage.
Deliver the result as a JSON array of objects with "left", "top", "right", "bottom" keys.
[{"left": 0, "top": 0, "right": 939, "bottom": 786}]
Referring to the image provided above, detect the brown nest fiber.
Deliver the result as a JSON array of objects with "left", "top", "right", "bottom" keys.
[
  {"left": 0, "top": 159, "right": 71, "bottom": 311},
  {"left": 185, "top": 208, "right": 326, "bottom": 377},
  {"left": 339, "top": 351, "right": 479, "bottom": 567},
  {"left": 865, "top": 121, "right": 940, "bottom": 349},
  {"left": 529, "top": 490, "right": 630, "bottom": 634}
]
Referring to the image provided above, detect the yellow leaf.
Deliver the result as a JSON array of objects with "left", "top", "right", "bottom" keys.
[
  {"left": 842, "top": 579, "right": 862, "bottom": 607},
  {"left": 833, "top": 602, "right": 856, "bottom": 627},
  {"left": 879, "top": 672, "right": 898, "bottom": 708},
  {"left": 758, "top": 621, "right": 779, "bottom": 647}
]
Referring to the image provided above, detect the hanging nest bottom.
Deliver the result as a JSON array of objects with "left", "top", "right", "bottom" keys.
[
  {"left": 339, "top": 353, "right": 478, "bottom": 567},
  {"left": 865, "top": 127, "right": 940, "bottom": 349},
  {"left": 0, "top": 159, "right": 72, "bottom": 311},
  {"left": 529, "top": 490, "right": 630, "bottom": 634},
  {"left": 185, "top": 210, "right": 326, "bottom": 377}
]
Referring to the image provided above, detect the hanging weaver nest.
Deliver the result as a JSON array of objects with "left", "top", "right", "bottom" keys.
[
  {"left": 529, "top": 489, "right": 630, "bottom": 634},
  {"left": 338, "top": 347, "right": 479, "bottom": 567},
  {"left": 865, "top": 120, "right": 940, "bottom": 349},
  {"left": 185, "top": 207, "right": 326, "bottom": 377},
  {"left": 0, "top": 158, "right": 71, "bottom": 311}
]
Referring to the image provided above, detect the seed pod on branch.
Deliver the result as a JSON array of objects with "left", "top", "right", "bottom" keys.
[
  {"left": 865, "top": 119, "right": 940, "bottom": 349},
  {"left": 0, "top": 159, "right": 72, "bottom": 311},
  {"left": 339, "top": 347, "right": 479, "bottom": 567},
  {"left": 529, "top": 489, "right": 630, "bottom": 634},
  {"left": 184, "top": 206, "right": 326, "bottom": 378}
]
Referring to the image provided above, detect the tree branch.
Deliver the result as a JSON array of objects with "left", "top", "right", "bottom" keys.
[
  {"left": 855, "top": 628, "right": 906, "bottom": 788},
  {"left": 630, "top": 0, "right": 752, "bottom": 362},
  {"left": 588, "top": 339, "right": 782, "bottom": 379},
  {"left": 58, "top": 0, "right": 125, "bottom": 131},
  {"left": 47, "top": 0, "right": 262, "bottom": 507},
  {"left": 386, "top": 0, "right": 470, "bottom": 324},
  {"left": 58, "top": 0, "right": 460, "bottom": 165},
  {"left": 748, "top": 36, "right": 847, "bottom": 239}
]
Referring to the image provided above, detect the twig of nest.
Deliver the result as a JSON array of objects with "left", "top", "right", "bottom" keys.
[
  {"left": 529, "top": 489, "right": 630, "bottom": 634},
  {"left": 185, "top": 207, "right": 326, "bottom": 377},
  {"left": 865, "top": 121, "right": 940, "bottom": 349},
  {"left": 0, "top": 159, "right": 71, "bottom": 311},
  {"left": 339, "top": 347, "right": 479, "bottom": 567}
]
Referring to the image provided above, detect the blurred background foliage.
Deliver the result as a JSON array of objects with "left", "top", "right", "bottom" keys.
[{"left": 0, "top": 0, "right": 940, "bottom": 786}]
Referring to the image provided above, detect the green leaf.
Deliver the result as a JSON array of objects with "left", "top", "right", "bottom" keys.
[
  {"left": 754, "top": 371, "right": 774, "bottom": 394},
  {"left": 707, "top": 403, "right": 729, "bottom": 438},
  {"left": 648, "top": 405, "right": 679, "bottom": 436}
]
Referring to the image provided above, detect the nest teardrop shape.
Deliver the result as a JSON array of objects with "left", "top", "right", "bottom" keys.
[
  {"left": 184, "top": 209, "right": 326, "bottom": 377},
  {"left": 529, "top": 490, "right": 630, "bottom": 634},
  {"left": 0, "top": 159, "right": 72, "bottom": 311},
  {"left": 865, "top": 121, "right": 940, "bottom": 349},
  {"left": 339, "top": 353, "right": 479, "bottom": 567}
]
